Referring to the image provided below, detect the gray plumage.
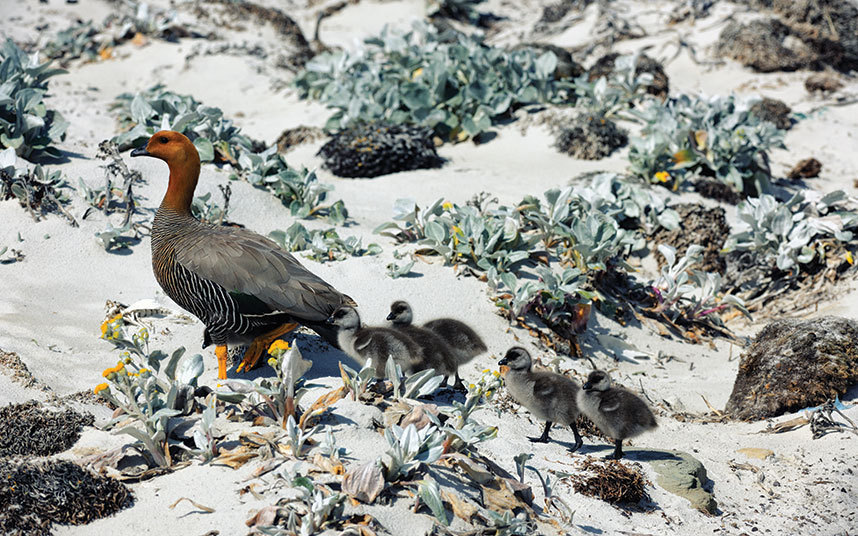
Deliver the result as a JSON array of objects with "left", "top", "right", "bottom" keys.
[
  {"left": 577, "top": 370, "right": 657, "bottom": 459},
  {"left": 327, "top": 306, "right": 419, "bottom": 377},
  {"left": 498, "top": 347, "right": 583, "bottom": 452},
  {"left": 387, "top": 300, "right": 486, "bottom": 388},
  {"left": 385, "top": 301, "right": 458, "bottom": 381}
]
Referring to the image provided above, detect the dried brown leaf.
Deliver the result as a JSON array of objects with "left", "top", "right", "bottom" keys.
[{"left": 342, "top": 462, "right": 385, "bottom": 504}]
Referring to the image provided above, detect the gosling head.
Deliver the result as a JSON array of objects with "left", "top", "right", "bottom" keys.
[
  {"left": 582, "top": 370, "right": 612, "bottom": 392},
  {"left": 326, "top": 306, "right": 361, "bottom": 330},
  {"left": 498, "top": 347, "right": 532, "bottom": 371},
  {"left": 385, "top": 300, "right": 413, "bottom": 325}
]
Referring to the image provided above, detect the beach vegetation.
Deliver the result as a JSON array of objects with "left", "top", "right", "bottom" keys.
[{"left": 0, "top": 39, "right": 68, "bottom": 160}]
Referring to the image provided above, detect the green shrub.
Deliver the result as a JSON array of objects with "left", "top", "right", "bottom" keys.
[
  {"left": 294, "top": 22, "right": 571, "bottom": 140},
  {"left": 0, "top": 39, "right": 68, "bottom": 159},
  {"left": 628, "top": 94, "right": 785, "bottom": 196}
]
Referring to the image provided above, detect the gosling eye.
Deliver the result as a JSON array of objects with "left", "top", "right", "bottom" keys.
[{"left": 159, "top": 136, "right": 169, "bottom": 144}]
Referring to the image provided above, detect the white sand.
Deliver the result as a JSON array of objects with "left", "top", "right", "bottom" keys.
[{"left": 2, "top": 0, "right": 857, "bottom": 535}]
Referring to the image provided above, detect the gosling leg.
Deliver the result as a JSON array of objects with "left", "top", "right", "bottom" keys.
[{"left": 529, "top": 421, "right": 553, "bottom": 443}]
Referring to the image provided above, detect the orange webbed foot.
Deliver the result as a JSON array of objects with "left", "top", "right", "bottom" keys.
[{"left": 236, "top": 322, "right": 299, "bottom": 373}]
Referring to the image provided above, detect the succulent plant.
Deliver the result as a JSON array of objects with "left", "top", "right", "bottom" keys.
[
  {"left": 723, "top": 191, "right": 858, "bottom": 272},
  {"left": 318, "top": 122, "right": 443, "bottom": 178},
  {"left": 650, "top": 244, "right": 749, "bottom": 322},
  {"left": 628, "top": 94, "right": 784, "bottom": 196},
  {"left": 294, "top": 22, "right": 572, "bottom": 141},
  {"left": 382, "top": 423, "right": 445, "bottom": 481},
  {"left": 1, "top": 148, "right": 73, "bottom": 224},
  {"left": 268, "top": 222, "right": 381, "bottom": 263},
  {"left": 96, "top": 318, "right": 205, "bottom": 467},
  {"left": 0, "top": 39, "right": 68, "bottom": 160},
  {"left": 110, "top": 84, "right": 254, "bottom": 160}
]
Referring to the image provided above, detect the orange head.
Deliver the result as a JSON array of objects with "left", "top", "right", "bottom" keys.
[{"left": 131, "top": 130, "right": 200, "bottom": 213}]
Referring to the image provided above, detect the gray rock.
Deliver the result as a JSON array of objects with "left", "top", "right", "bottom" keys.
[
  {"left": 647, "top": 450, "right": 717, "bottom": 514},
  {"left": 726, "top": 316, "right": 858, "bottom": 420}
]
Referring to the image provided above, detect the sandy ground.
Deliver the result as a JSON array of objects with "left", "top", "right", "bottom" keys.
[{"left": 2, "top": 0, "right": 858, "bottom": 535}]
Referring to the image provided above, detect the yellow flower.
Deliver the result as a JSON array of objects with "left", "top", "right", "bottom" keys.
[
  {"left": 442, "top": 202, "right": 453, "bottom": 211},
  {"left": 267, "top": 357, "right": 278, "bottom": 368},
  {"left": 268, "top": 339, "right": 290, "bottom": 356},
  {"left": 469, "top": 383, "right": 476, "bottom": 390},
  {"left": 482, "top": 368, "right": 490, "bottom": 373},
  {"left": 411, "top": 67, "right": 424, "bottom": 80},
  {"left": 846, "top": 251, "right": 854, "bottom": 265},
  {"left": 93, "top": 383, "right": 109, "bottom": 394},
  {"left": 654, "top": 171, "right": 670, "bottom": 183}
]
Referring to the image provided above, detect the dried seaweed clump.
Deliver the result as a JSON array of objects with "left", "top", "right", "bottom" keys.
[
  {"left": 555, "top": 113, "right": 628, "bottom": 160},
  {"left": 0, "top": 400, "right": 93, "bottom": 457},
  {"left": 726, "top": 316, "right": 858, "bottom": 420},
  {"left": 717, "top": 19, "right": 811, "bottom": 72},
  {"left": 588, "top": 52, "right": 669, "bottom": 99},
  {"left": 276, "top": 125, "right": 326, "bottom": 153},
  {"left": 650, "top": 203, "right": 729, "bottom": 274},
  {"left": 569, "top": 458, "right": 650, "bottom": 505},
  {"left": 749, "top": 0, "right": 858, "bottom": 71},
  {"left": 691, "top": 177, "right": 742, "bottom": 205},
  {"left": 750, "top": 98, "right": 792, "bottom": 130},
  {"left": 318, "top": 123, "right": 444, "bottom": 178},
  {"left": 0, "top": 459, "right": 132, "bottom": 536}
]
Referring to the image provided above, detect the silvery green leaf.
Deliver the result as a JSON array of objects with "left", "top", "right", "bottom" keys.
[
  {"left": 194, "top": 137, "right": 214, "bottom": 162},
  {"left": 657, "top": 244, "right": 676, "bottom": 268},
  {"left": 176, "top": 353, "right": 204, "bottom": 386},
  {"left": 130, "top": 93, "right": 155, "bottom": 125},
  {"left": 281, "top": 341, "right": 313, "bottom": 398},
  {"left": 418, "top": 479, "right": 449, "bottom": 526}
]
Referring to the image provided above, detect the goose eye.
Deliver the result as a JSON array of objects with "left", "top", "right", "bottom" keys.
[{"left": 159, "top": 136, "right": 169, "bottom": 144}]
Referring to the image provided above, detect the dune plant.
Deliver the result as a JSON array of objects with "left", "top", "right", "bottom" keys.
[
  {"left": 111, "top": 84, "right": 254, "bottom": 160},
  {"left": 385, "top": 358, "right": 445, "bottom": 401},
  {"left": 418, "top": 479, "right": 449, "bottom": 526},
  {"left": 268, "top": 222, "right": 381, "bottom": 263},
  {"left": 650, "top": 244, "right": 749, "bottom": 322},
  {"left": 1, "top": 148, "right": 74, "bottom": 224},
  {"left": 382, "top": 423, "right": 445, "bottom": 481},
  {"left": 339, "top": 359, "right": 377, "bottom": 401},
  {"left": 0, "top": 39, "right": 68, "bottom": 159},
  {"left": 215, "top": 340, "right": 313, "bottom": 429},
  {"left": 96, "top": 316, "right": 204, "bottom": 467},
  {"left": 571, "top": 53, "right": 655, "bottom": 118},
  {"left": 43, "top": 1, "right": 183, "bottom": 64},
  {"left": 191, "top": 184, "right": 230, "bottom": 225},
  {"left": 238, "top": 148, "right": 347, "bottom": 224},
  {"left": 723, "top": 191, "right": 858, "bottom": 272},
  {"left": 111, "top": 87, "right": 349, "bottom": 221},
  {"left": 294, "top": 22, "right": 571, "bottom": 140},
  {"left": 628, "top": 94, "right": 784, "bottom": 196}
]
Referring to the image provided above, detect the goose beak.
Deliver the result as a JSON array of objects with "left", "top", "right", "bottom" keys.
[
  {"left": 385, "top": 312, "right": 395, "bottom": 321},
  {"left": 130, "top": 146, "right": 151, "bottom": 157},
  {"left": 498, "top": 356, "right": 509, "bottom": 366},
  {"left": 582, "top": 382, "right": 592, "bottom": 390}
]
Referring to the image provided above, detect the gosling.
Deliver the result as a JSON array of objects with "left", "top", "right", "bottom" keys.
[
  {"left": 387, "top": 300, "right": 487, "bottom": 389},
  {"left": 498, "top": 347, "right": 583, "bottom": 452},
  {"left": 327, "top": 306, "right": 418, "bottom": 377},
  {"left": 385, "top": 301, "right": 458, "bottom": 383},
  {"left": 577, "top": 370, "right": 657, "bottom": 459}
]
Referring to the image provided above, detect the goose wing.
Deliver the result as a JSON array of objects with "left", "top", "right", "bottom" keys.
[{"left": 176, "top": 225, "right": 353, "bottom": 321}]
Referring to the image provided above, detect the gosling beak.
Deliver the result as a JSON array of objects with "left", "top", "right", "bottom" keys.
[
  {"left": 325, "top": 316, "right": 335, "bottom": 325},
  {"left": 385, "top": 312, "right": 395, "bottom": 321},
  {"left": 130, "top": 146, "right": 151, "bottom": 157},
  {"left": 498, "top": 357, "right": 509, "bottom": 367},
  {"left": 582, "top": 382, "right": 592, "bottom": 390}
]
